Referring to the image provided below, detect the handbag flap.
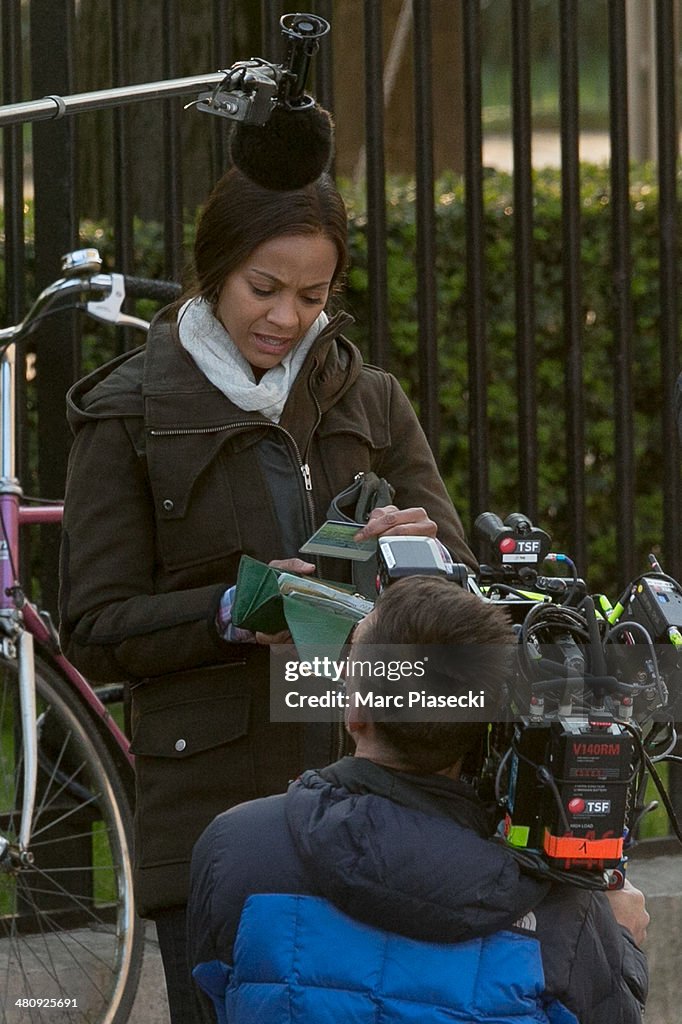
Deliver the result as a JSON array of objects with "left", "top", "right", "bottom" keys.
[{"left": 327, "top": 472, "right": 395, "bottom": 525}]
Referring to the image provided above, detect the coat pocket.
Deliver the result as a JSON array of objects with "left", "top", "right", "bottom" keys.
[
  {"left": 155, "top": 470, "right": 242, "bottom": 572},
  {"left": 130, "top": 684, "right": 256, "bottom": 871},
  {"left": 148, "top": 435, "right": 243, "bottom": 572},
  {"left": 129, "top": 692, "right": 251, "bottom": 760}
]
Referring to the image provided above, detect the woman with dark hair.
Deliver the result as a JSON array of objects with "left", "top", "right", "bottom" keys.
[{"left": 59, "top": 167, "right": 475, "bottom": 1022}]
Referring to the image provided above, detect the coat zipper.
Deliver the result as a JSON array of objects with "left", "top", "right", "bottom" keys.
[
  {"left": 149, "top": 420, "right": 316, "bottom": 532},
  {"left": 152, "top": 403, "right": 347, "bottom": 758}
]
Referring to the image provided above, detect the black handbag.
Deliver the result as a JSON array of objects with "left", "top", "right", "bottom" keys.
[
  {"left": 327, "top": 471, "right": 395, "bottom": 526},
  {"left": 326, "top": 472, "right": 395, "bottom": 597}
]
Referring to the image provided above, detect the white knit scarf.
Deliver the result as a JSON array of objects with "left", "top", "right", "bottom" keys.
[{"left": 178, "top": 297, "right": 328, "bottom": 423}]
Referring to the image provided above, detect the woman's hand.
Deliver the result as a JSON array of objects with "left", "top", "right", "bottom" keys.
[
  {"left": 255, "top": 629, "right": 294, "bottom": 645},
  {"left": 267, "top": 557, "right": 316, "bottom": 574},
  {"left": 352, "top": 505, "right": 438, "bottom": 541},
  {"left": 255, "top": 557, "right": 316, "bottom": 645}
]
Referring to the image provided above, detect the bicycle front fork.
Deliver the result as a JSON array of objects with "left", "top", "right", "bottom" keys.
[{"left": 0, "top": 618, "right": 38, "bottom": 869}]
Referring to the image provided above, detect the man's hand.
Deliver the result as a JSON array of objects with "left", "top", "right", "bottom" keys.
[
  {"left": 255, "top": 558, "right": 317, "bottom": 646},
  {"left": 607, "top": 879, "right": 650, "bottom": 947},
  {"left": 353, "top": 505, "right": 437, "bottom": 541}
]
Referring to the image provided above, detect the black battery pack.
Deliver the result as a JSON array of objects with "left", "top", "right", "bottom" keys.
[{"left": 505, "top": 718, "right": 633, "bottom": 869}]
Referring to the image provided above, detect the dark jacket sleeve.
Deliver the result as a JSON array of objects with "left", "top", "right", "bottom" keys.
[
  {"left": 188, "top": 816, "right": 222, "bottom": 971},
  {"left": 376, "top": 374, "right": 477, "bottom": 569},
  {"left": 537, "top": 887, "right": 647, "bottom": 1024},
  {"left": 188, "top": 796, "right": 309, "bottom": 971},
  {"left": 59, "top": 417, "right": 230, "bottom": 682}
]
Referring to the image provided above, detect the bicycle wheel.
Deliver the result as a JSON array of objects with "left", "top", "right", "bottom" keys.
[{"left": 0, "top": 653, "right": 143, "bottom": 1024}]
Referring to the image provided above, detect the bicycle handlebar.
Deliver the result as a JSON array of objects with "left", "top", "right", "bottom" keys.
[
  {"left": 123, "top": 275, "right": 182, "bottom": 303},
  {"left": 0, "top": 249, "right": 182, "bottom": 344}
]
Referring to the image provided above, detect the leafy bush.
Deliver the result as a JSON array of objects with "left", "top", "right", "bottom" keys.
[{"left": 341, "top": 165, "right": 669, "bottom": 596}]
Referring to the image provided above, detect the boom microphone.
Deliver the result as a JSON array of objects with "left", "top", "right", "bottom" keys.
[
  {"left": 228, "top": 102, "right": 334, "bottom": 190},
  {"left": 194, "top": 12, "right": 333, "bottom": 191}
]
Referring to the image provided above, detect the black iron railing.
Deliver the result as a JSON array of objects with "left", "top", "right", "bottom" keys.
[{"left": 1, "top": 0, "right": 681, "bottom": 685}]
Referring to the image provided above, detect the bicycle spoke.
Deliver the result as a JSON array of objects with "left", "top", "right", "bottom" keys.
[
  {"left": 0, "top": 914, "right": 84, "bottom": 1024},
  {"left": 19, "top": 863, "right": 118, "bottom": 933},
  {"left": 31, "top": 789, "right": 102, "bottom": 843},
  {"left": 10, "top": 882, "right": 114, "bottom": 999},
  {"left": 29, "top": 828, "right": 116, "bottom": 849},
  {"left": 31, "top": 726, "right": 78, "bottom": 832},
  {"left": 0, "top": 656, "right": 142, "bottom": 1024}
]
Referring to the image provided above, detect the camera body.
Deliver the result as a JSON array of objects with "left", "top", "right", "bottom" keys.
[
  {"left": 476, "top": 511, "right": 552, "bottom": 574},
  {"left": 376, "top": 515, "right": 680, "bottom": 878},
  {"left": 377, "top": 536, "right": 468, "bottom": 590}
]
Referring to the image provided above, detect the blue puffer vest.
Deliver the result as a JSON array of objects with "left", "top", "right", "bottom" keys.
[{"left": 194, "top": 893, "right": 578, "bottom": 1024}]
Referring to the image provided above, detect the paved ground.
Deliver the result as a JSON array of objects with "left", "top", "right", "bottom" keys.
[
  {"left": 129, "top": 923, "right": 169, "bottom": 1024},
  {"left": 483, "top": 130, "right": 610, "bottom": 171},
  {"left": 626, "top": 854, "right": 681, "bottom": 1024}
]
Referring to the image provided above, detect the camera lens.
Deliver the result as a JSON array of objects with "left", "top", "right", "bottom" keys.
[{"left": 505, "top": 512, "right": 533, "bottom": 534}]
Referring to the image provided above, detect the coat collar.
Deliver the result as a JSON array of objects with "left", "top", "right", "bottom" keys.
[
  {"left": 143, "top": 309, "right": 358, "bottom": 434},
  {"left": 68, "top": 307, "right": 359, "bottom": 443}
]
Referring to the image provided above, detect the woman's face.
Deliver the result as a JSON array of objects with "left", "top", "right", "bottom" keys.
[{"left": 215, "top": 232, "right": 338, "bottom": 375}]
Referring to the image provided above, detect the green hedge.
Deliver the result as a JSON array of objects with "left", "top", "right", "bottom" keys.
[
  {"left": 341, "top": 165, "right": 670, "bottom": 596},
  {"left": 4, "top": 163, "right": 674, "bottom": 595}
]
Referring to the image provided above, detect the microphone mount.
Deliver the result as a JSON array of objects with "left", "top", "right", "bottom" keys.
[{"left": 194, "top": 12, "right": 330, "bottom": 126}]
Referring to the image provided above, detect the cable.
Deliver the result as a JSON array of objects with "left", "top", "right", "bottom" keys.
[
  {"left": 642, "top": 751, "right": 682, "bottom": 843},
  {"left": 493, "top": 840, "right": 609, "bottom": 890},
  {"left": 21, "top": 494, "right": 64, "bottom": 506},
  {"left": 646, "top": 724, "right": 678, "bottom": 762},
  {"left": 1, "top": 301, "right": 86, "bottom": 355},
  {"left": 535, "top": 765, "right": 571, "bottom": 833},
  {"left": 606, "top": 620, "right": 667, "bottom": 714},
  {"left": 514, "top": 602, "right": 593, "bottom": 711},
  {"left": 545, "top": 553, "right": 580, "bottom": 605},
  {"left": 494, "top": 745, "right": 513, "bottom": 803},
  {"left": 621, "top": 722, "right": 682, "bottom": 844}
]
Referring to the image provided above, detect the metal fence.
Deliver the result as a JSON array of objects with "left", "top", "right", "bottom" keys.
[
  {"left": 2, "top": 1, "right": 682, "bottom": 828},
  {"left": 2, "top": 1, "right": 680, "bottom": 579}
]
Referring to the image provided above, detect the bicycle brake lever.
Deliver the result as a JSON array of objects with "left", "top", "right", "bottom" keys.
[{"left": 86, "top": 273, "right": 150, "bottom": 332}]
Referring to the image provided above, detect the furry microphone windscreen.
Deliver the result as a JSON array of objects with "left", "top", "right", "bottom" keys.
[{"left": 229, "top": 103, "right": 334, "bottom": 190}]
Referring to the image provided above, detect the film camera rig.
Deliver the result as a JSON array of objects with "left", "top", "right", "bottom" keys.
[{"left": 377, "top": 513, "right": 682, "bottom": 888}]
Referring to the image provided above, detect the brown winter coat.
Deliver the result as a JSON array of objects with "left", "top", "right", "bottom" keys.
[{"left": 59, "top": 307, "right": 475, "bottom": 916}]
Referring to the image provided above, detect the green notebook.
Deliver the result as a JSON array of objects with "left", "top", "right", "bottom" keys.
[{"left": 231, "top": 554, "right": 373, "bottom": 655}]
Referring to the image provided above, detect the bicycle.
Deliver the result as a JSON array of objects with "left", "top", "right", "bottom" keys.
[{"left": 0, "top": 249, "right": 181, "bottom": 1023}]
